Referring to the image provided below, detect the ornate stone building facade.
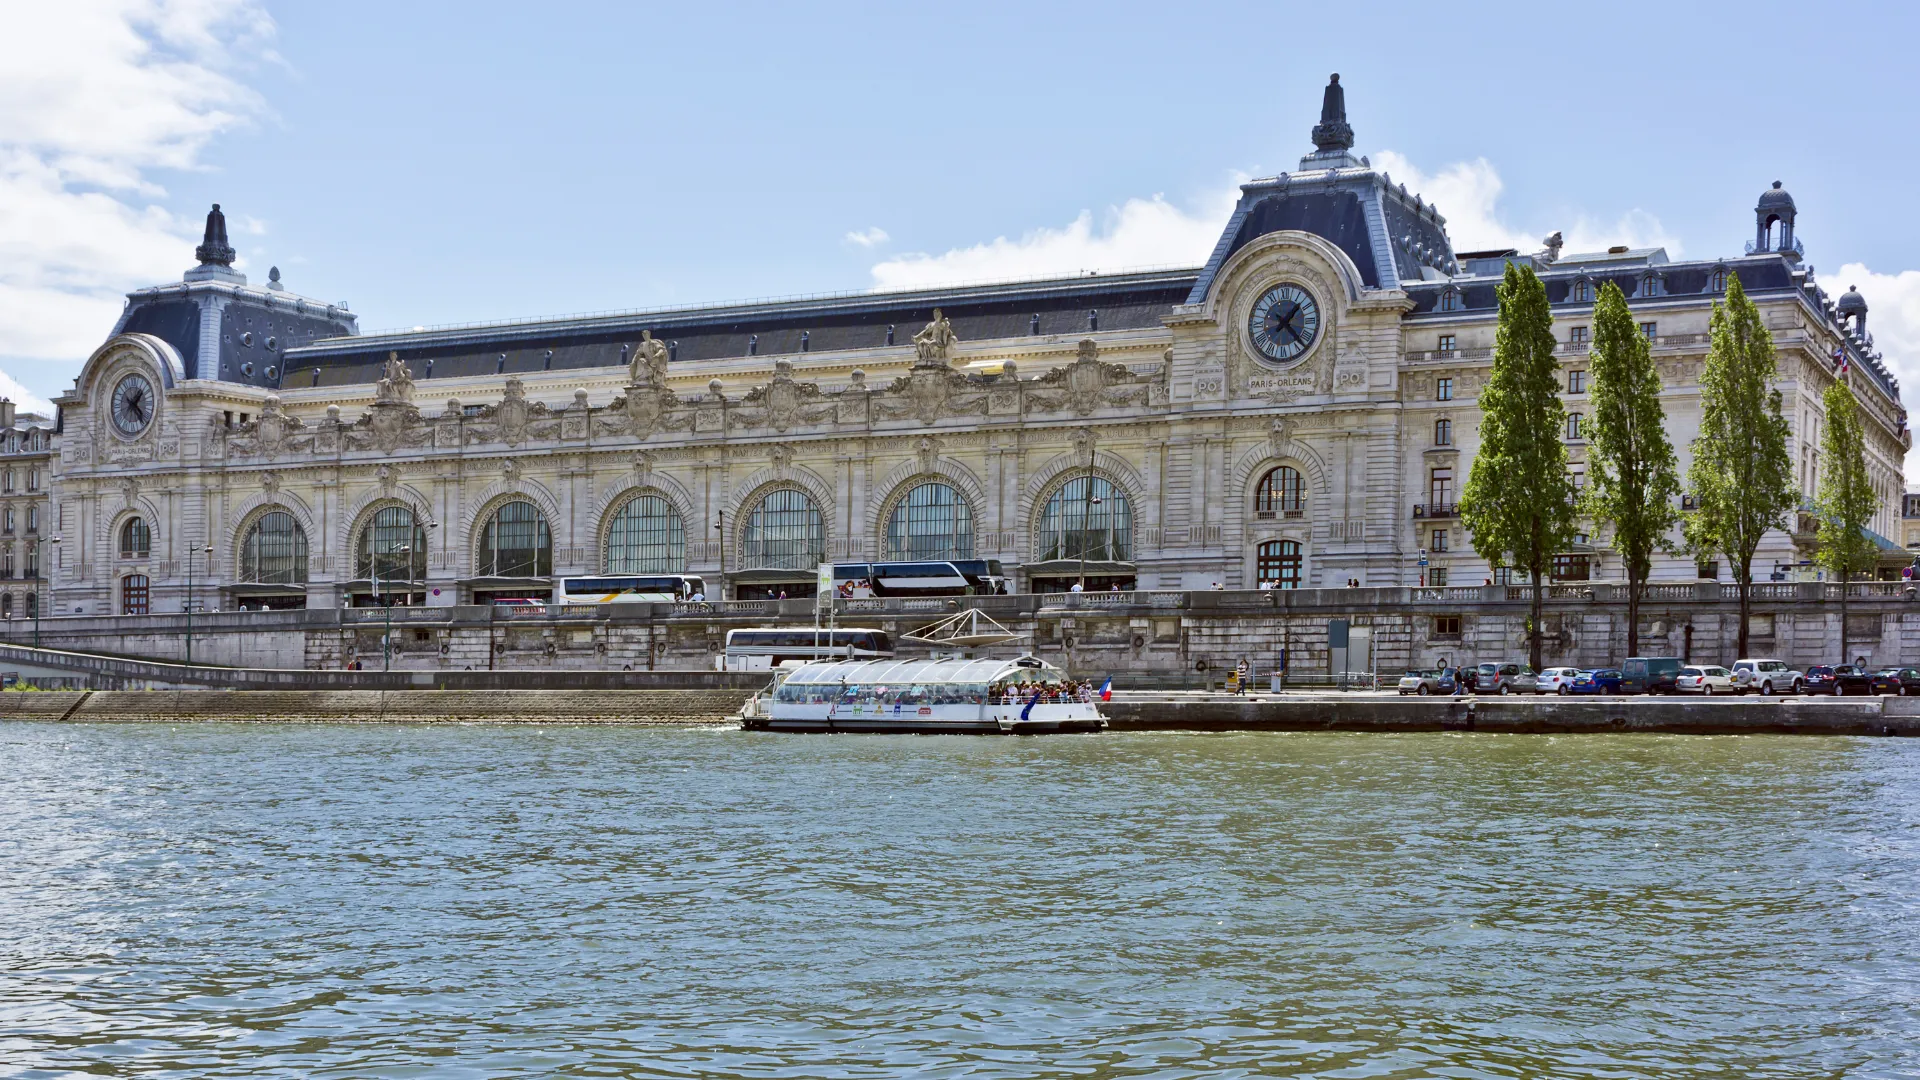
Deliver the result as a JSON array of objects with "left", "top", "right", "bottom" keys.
[{"left": 46, "top": 78, "right": 1909, "bottom": 616}]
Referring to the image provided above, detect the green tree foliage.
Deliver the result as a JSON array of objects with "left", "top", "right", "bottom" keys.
[
  {"left": 1581, "top": 281, "right": 1680, "bottom": 658},
  {"left": 1814, "top": 377, "right": 1877, "bottom": 664},
  {"left": 1461, "top": 263, "right": 1575, "bottom": 670},
  {"left": 1683, "top": 273, "right": 1796, "bottom": 657}
]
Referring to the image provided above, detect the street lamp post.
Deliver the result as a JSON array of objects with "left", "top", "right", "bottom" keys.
[
  {"left": 37, "top": 536, "right": 59, "bottom": 649},
  {"left": 185, "top": 542, "right": 212, "bottom": 666},
  {"left": 715, "top": 512, "right": 725, "bottom": 602},
  {"left": 1077, "top": 437, "right": 1096, "bottom": 592},
  {"left": 378, "top": 543, "right": 413, "bottom": 673}
]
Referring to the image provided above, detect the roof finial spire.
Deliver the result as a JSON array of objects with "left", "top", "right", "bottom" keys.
[
  {"left": 1311, "top": 73, "right": 1354, "bottom": 154},
  {"left": 195, "top": 203, "right": 235, "bottom": 267}
]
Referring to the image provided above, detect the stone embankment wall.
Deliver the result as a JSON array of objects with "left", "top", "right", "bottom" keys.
[
  {"left": 8, "top": 581, "right": 1920, "bottom": 680},
  {"left": 6, "top": 689, "right": 1917, "bottom": 735},
  {"left": 0, "top": 690, "right": 752, "bottom": 725}
]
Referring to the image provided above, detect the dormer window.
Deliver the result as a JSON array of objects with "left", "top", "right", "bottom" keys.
[
  {"left": 1438, "top": 288, "right": 1462, "bottom": 313},
  {"left": 1709, "top": 268, "right": 1728, "bottom": 293},
  {"left": 1641, "top": 273, "right": 1662, "bottom": 297},
  {"left": 1573, "top": 279, "right": 1592, "bottom": 303}
]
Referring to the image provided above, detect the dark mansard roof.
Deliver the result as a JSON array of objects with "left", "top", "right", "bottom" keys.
[{"left": 281, "top": 270, "right": 1199, "bottom": 390}]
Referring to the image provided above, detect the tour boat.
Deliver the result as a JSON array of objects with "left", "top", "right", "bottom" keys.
[{"left": 747, "top": 655, "right": 1107, "bottom": 734}]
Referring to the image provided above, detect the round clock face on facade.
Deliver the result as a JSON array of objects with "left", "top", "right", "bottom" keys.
[
  {"left": 110, "top": 372, "right": 156, "bottom": 436},
  {"left": 1248, "top": 284, "right": 1322, "bottom": 364}
]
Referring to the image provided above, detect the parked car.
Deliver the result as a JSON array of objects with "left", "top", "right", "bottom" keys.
[
  {"left": 1676, "top": 665, "right": 1740, "bottom": 694},
  {"left": 1824, "top": 664, "right": 1875, "bottom": 696},
  {"left": 1474, "top": 662, "right": 1539, "bottom": 695},
  {"left": 1620, "top": 656, "right": 1685, "bottom": 694},
  {"left": 1571, "top": 669, "right": 1623, "bottom": 695},
  {"left": 1538, "top": 666, "right": 1583, "bottom": 695},
  {"left": 1730, "top": 658, "right": 1804, "bottom": 696},
  {"left": 1870, "top": 667, "right": 1920, "bottom": 695},
  {"left": 1397, "top": 669, "right": 1458, "bottom": 695},
  {"left": 1804, "top": 665, "right": 1837, "bottom": 694}
]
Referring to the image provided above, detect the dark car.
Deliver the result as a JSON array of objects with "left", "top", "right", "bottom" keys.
[
  {"left": 1870, "top": 667, "right": 1920, "bottom": 695},
  {"left": 1804, "top": 665, "right": 1836, "bottom": 694},
  {"left": 1620, "top": 656, "right": 1684, "bottom": 694},
  {"left": 1570, "top": 669, "right": 1622, "bottom": 695},
  {"left": 1825, "top": 665, "right": 1874, "bottom": 696}
]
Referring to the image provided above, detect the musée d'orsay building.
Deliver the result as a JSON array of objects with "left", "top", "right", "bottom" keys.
[{"left": 45, "top": 77, "right": 1910, "bottom": 615}]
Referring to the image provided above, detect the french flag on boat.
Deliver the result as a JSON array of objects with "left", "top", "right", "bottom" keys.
[
  {"left": 1019, "top": 689, "right": 1044, "bottom": 722},
  {"left": 1099, "top": 677, "right": 1113, "bottom": 702}
]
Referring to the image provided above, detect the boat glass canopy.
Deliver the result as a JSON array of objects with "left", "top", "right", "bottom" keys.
[{"left": 776, "top": 656, "right": 1063, "bottom": 688}]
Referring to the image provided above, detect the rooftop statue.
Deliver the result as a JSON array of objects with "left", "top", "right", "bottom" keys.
[
  {"left": 912, "top": 308, "right": 959, "bottom": 366},
  {"left": 376, "top": 351, "right": 415, "bottom": 405},
  {"left": 631, "top": 330, "right": 670, "bottom": 387}
]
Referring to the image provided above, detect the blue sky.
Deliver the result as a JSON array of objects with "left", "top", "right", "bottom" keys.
[{"left": 7, "top": 0, "right": 1920, "bottom": 469}]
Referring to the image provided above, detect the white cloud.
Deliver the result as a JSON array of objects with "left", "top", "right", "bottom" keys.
[
  {"left": 0, "top": 0, "right": 273, "bottom": 399},
  {"left": 1372, "top": 151, "right": 1682, "bottom": 258},
  {"left": 0, "top": 369, "right": 55, "bottom": 417},
  {"left": 868, "top": 185, "right": 1242, "bottom": 290},
  {"left": 866, "top": 152, "right": 1687, "bottom": 293},
  {"left": 1822, "top": 263, "right": 1920, "bottom": 484},
  {"left": 843, "top": 226, "right": 889, "bottom": 249}
]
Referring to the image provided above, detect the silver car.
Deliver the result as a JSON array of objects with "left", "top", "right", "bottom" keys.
[{"left": 1397, "top": 669, "right": 1458, "bottom": 695}]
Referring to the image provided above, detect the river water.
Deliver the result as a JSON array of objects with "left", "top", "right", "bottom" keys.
[{"left": 2, "top": 724, "right": 1917, "bottom": 1079}]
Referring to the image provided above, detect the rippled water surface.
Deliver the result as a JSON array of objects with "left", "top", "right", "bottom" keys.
[{"left": 3, "top": 724, "right": 1919, "bottom": 1078}]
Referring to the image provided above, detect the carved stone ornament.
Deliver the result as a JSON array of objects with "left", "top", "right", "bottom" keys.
[
  {"left": 261, "top": 470, "right": 281, "bottom": 496},
  {"left": 377, "top": 463, "right": 400, "bottom": 496},
  {"left": 226, "top": 393, "right": 311, "bottom": 458},
  {"left": 463, "top": 377, "right": 560, "bottom": 447},
  {"left": 1027, "top": 339, "right": 1150, "bottom": 416},
  {"left": 633, "top": 449, "right": 655, "bottom": 484},
  {"left": 120, "top": 477, "right": 140, "bottom": 507},
  {"left": 738, "top": 360, "right": 834, "bottom": 433},
  {"left": 915, "top": 435, "right": 939, "bottom": 475},
  {"left": 1269, "top": 416, "right": 1294, "bottom": 459},
  {"left": 769, "top": 443, "right": 794, "bottom": 469},
  {"left": 911, "top": 308, "right": 959, "bottom": 367},
  {"left": 1069, "top": 426, "right": 1096, "bottom": 457}
]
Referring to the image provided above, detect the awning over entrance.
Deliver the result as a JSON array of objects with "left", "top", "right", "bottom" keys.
[
  {"left": 724, "top": 568, "right": 819, "bottom": 583},
  {"left": 1023, "top": 560, "right": 1138, "bottom": 577}
]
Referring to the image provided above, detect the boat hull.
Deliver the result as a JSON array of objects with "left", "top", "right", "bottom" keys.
[{"left": 748, "top": 702, "right": 1106, "bottom": 735}]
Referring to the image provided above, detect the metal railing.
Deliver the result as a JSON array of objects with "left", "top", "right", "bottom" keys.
[{"left": 1413, "top": 502, "right": 1459, "bottom": 519}]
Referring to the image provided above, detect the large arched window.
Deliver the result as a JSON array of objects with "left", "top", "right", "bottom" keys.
[
  {"left": 1254, "top": 466, "right": 1305, "bottom": 516},
  {"left": 1257, "top": 540, "right": 1303, "bottom": 589},
  {"left": 120, "top": 517, "right": 151, "bottom": 559},
  {"left": 741, "top": 488, "right": 824, "bottom": 569},
  {"left": 121, "top": 574, "right": 150, "bottom": 615},
  {"left": 241, "top": 511, "right": 309, "bottom": 584},
  {"left": 478, "top": 501, "right": 552, "bottom": 577},
  {"left": 356, "top": 505, "right": 428, "bottom": 580},
  {"left": 884, "top": 482, "right": 974, "bottom": 561},
  {"left": 1036, "top": 475, "right": 1132, "bottom": 563},
  {"left": 605, "top": 494, "right": 685, "bottom": 573}
]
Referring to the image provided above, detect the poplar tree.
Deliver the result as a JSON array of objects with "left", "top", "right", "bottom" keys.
[
  {"left": 1461, "top": 262, "right": 1575, "bottom": 671},
  {"left": 1814, "top": 377, "right": 1876, "bottom": 666},
  {"left": 1582, "top": 281, "right": 1680, "bottom": 658},
  {"left": 1683, "top": 273, "right": 1796, "bottom": 657}
]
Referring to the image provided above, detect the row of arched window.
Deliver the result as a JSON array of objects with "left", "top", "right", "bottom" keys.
[{"left": 106, "top": 474, "right": 1156, "bottom": 583}]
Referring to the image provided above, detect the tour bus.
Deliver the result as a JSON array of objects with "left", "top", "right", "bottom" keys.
[
  {"left": 721, "top": 627, "right": 893, "bottom": 670},
  {"left": 556, "top": 574, "right": 708, "bottom": 605},
  {"left": 830, "top": 561, "right": 1006, "bottom": 598}
]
